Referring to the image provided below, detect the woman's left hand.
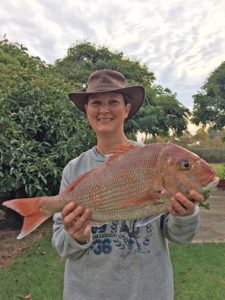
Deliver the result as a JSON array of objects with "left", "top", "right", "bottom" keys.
[{"left": 168, "top": 191, "right": 204, "bottom": 217}]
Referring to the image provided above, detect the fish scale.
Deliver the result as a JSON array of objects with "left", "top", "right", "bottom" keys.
[{"left": 2, "top": 143, "right": 219, "bottom": 239}]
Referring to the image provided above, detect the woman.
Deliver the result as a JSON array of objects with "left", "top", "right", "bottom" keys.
[{"left": 52, "top": 69, "right": 203, "bottom": 300}]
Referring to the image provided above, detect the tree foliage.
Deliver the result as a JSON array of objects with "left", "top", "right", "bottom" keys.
[
  {"left": 129, "top": 85, "right": 189, "bottom": 137},
  {"left": 55, "top": 42, "right": 155, "bottom": 87},
  {"left": 0, "top": 39, "right": 95, "bottom": 203},
  {"left": 192, "top": 61, "right": 225, "bottom": 130}
]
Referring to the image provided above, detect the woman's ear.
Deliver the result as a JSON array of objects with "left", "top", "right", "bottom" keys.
[{"left": 125, "top": 103, "right": 131, "bottom": 118}]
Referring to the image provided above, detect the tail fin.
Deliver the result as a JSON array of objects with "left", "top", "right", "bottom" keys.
[{"left": 2, "top": 196, "right": 52, "bottom": 239}]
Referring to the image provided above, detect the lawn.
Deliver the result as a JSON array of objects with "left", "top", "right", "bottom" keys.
[
  {"left": 170, "top": 243, "right": 225, "bottom": 300},
  {"left": 211, "top": 163, "right": 225, "bottom": 178},
  {"left": 0, "top": 236, "right": 65, "bottom": 300},
  {"left": 0, "top": 236, "right": 225, "bottom": 300}
]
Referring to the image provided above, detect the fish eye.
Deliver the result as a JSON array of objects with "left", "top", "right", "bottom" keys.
[{"left": 179, "top": 159, "right": 192, "bottom": 170}]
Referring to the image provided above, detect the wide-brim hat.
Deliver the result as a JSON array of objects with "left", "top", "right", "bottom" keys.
[{"left": 69, "top": 69, "right": 145, "bottom": 119}]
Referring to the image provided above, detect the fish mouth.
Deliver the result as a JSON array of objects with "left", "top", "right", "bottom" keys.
[{"left": 200, "top": 177, "right": 220, "bottom": 193}]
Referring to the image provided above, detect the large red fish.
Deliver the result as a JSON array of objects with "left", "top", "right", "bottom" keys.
[{"left": 3, "top": 143, "right": 219, "bottom": 239}]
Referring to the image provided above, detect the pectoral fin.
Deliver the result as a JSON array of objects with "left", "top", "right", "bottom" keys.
[{"left": 136, "top": 214, "right": 164, "bottom": 227}]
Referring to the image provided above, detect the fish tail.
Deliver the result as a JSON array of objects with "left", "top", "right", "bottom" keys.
[{"left": 2, "top": 196, "right": 52, "bottom": 239}]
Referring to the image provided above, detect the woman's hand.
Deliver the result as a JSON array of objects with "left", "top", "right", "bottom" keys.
[
  {"left": 168, "top": 191, "right": 204, "bottom": 217},
  {"left": 62, "top": 202, "right": 91, "bottom": 244}
]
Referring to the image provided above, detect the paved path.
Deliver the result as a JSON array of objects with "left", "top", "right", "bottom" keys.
[{"left": 193, "top": 189, "right": 225, "bottom": 243}]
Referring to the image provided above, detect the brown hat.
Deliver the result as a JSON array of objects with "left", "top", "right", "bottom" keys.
[{"left": 69, "top": 69, "right": 145, "bottom": 119}]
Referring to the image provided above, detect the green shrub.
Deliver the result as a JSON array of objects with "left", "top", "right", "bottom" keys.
[
  {"left": 0, "top": 39, "right": 95, "bottom": 205},
  {"left": 188, "top": 147, "right": 225, "bottom": 163}
]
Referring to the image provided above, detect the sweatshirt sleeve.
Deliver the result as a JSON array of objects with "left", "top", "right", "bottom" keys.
[
  {"left": 161, "top": 205, "right": 200, "bottom": 245},
  {"left": 52, "top": 170, "right": 93, "bottom": 260}
]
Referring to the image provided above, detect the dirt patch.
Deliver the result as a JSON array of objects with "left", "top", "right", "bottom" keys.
[
  {"left": 0, "top": 219, "right": 52, "bottom": 268},
  {"left": 0, "top": 189, "right": 224, "bottom": 267}
]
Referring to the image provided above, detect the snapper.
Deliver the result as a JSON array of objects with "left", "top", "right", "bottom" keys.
[{"left": 3, "top": 143, "right": 219, "bottom": 239}]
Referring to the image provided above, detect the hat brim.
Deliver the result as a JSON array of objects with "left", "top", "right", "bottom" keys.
[{"left": 69, "top": 86, "right": 145, "bottom": 119}]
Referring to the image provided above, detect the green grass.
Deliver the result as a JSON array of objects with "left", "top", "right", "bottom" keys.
[
  {"left": 0, "top": 237, "right": 225, "bottom": 300},
  {"left": 170, "top": 243, "right": 225, "bottom": 300},
  {"left": 0, "top": 236, "right": 65, "bottom": 300},
  {"left": 211, "top": 163, "right": 225, "bottom": 178}
]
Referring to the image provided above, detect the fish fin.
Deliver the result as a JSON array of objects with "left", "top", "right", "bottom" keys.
[
  {"left": 63, "top": 168, "right": 97, "bottom": 193},
  {"left": 112, "top": 144, "right": 140, "bottom": 152},
  {"left": 136, "top": 214, "right": 163, "bottom": 227},
  {"left": 2, "top": 196, "right": 52, "bottom": 239},
  {"left": 106, "top": 144, "right": 140, "bottom": 164}
]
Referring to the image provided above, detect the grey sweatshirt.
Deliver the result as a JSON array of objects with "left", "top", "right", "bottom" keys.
[{"left": 52, "top": 144, "right": 200, "bottom": 300}]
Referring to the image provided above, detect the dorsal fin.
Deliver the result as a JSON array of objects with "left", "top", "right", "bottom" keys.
[
  {"left": 113, "top": 144, "right": 139, "bottom": 152},
  {"left": 106, "top": 144, "right": 140, "bottom": 164}
]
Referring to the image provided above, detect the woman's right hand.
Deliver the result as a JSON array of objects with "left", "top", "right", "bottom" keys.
[{"left": 62, "top": 202, "right": 92, "bottom": 244}]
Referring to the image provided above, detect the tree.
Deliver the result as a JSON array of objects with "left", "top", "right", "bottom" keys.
[
  {"left": 55, "top": 42, "right": 189, "bottom": 137},
  {"left": 0, "top": 38, "right": 95, "bottom": 205},
  {"left": 208, "top": 127, "right": 225, "bottom": 143},
  {"left": 192, "top": 61, "right": 225, "bottom": 130},
  {"left": 55, "top": 42, "right": 155, "bottom": 86},
  {"left": 130, "top": 85, "right": 189, "bottom": 137}
]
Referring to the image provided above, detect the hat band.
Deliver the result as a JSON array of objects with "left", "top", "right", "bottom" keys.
[{"left": 87, "top": 85, "right": 125, "bottom": 93}]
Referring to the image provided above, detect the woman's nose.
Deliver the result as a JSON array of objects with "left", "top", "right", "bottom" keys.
[{"left": 99, "top": 103, "right": 110, "bottom": 112}]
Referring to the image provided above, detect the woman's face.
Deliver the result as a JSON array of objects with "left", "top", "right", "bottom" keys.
[{"left": 85, "top": 92, "right": 131, "bottom": 136}]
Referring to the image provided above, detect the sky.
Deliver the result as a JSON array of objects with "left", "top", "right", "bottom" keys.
[{"left": 1, "top": 0, "right": 225, "bottom": 109}]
